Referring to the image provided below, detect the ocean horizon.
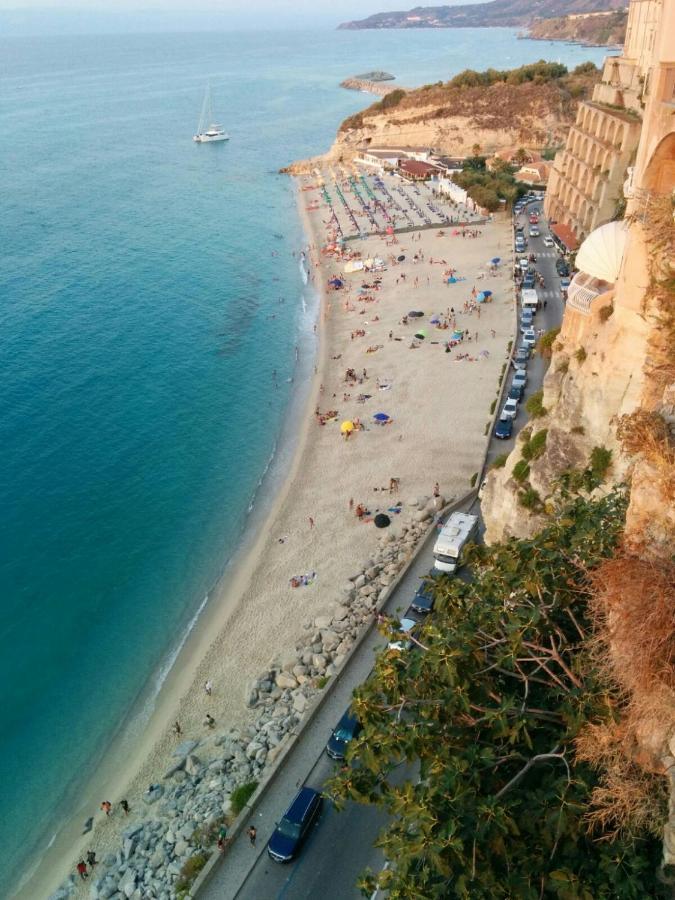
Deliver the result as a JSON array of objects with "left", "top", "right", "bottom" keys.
[{"left": 0, "top": 27, "right": 609, "bottom": 897}]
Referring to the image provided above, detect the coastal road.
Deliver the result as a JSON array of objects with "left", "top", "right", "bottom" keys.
[
  {"left": 200, "top": 513, "right": 453, "bottom": 900},
  {"left": 482, "top": 198, "right": 566, "bottom": 474}
]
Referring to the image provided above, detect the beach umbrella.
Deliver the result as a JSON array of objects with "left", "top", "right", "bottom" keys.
[
  {"left": 447, "top": 276, "right": 457, "bottom": 284},
  {"left": 340, "top": 420, "right": 355, "bottom": 433},
  {"left": 408, "top": 310, "right": 424, "bottom": 318},
  {"left": 477, "top": 292, "right": 486, "bottom": 302},
  {"left": 374, "top": 513, "right": 391, "bottom": 528},
  {"left": 452, "top": 329, "right": 464, "bottom": 341},
  {"left": 386, "top": 226, "right": 394, "bottom": 235},
  {"left": 414, "top": 330, "right": 427, "bottom": 340},
  {"left": 490, "top": 257, "right": 501, "bottom": 265},
  {"left": 483, "top": 290, "right": 493, "bottom": 297},
  {"left": 430, "top": 315, "right": 440, "bottom": 324},
  {"left": 329, "top": 277, "right": 343, "bottom": 287},
  {"left": 397, "top": 255, "right": 405, "bottom": 262},
  {"left": 373, "top": 412, "right": 390, "bottom": 422}
]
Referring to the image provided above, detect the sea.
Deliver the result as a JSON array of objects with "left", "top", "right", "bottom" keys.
[{"left": 0, "top": 27, "right": 608, "bottom": 897}]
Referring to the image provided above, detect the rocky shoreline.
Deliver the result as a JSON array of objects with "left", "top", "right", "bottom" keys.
[
  {"left": 339, "top": 78, "right": 404, "bottom": 97},
  {"left": 50, "top": 498, "right": 446, "bottom": 900}
]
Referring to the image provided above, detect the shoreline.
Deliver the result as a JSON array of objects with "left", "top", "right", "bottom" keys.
[
  {"left": 19, "top": 200, "right": 325, "bottom": 900},
  {"left": 38, "top": 171, "right": 515, "bottom": 900}
]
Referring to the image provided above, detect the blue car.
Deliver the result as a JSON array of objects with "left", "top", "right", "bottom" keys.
[
  {"left": 326, "top": 709, "right": 362, "bottom": 761},
  {"left": 268, "top": 787, "right": 322, "bottom": 862},
  {"left": 508, "top": 383, "right": 524, "bottom": 402},
  {"left": 411, "top": 577, "right": 438, "bottom": 614},
  {"left": 495, "top": 415, "right": 513, "bottom": 440}
]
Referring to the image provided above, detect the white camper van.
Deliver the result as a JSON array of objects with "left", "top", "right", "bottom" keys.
[
  {"left": 432, "top": 512, "right": 479, "bottom": 574},
  {"left": 521, "top": 288, "right": 539, "bottom": 311}
]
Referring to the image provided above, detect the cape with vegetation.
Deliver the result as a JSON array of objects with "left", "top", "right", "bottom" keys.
[
  {"left": 328, "top": 474, "right": 670, "bottom": 897},
  {"left": 525, "top": 9, "right": 628, "bottom": 46},
  {"left": 339, "top": 0, "right": 626, "bottom": 30}
]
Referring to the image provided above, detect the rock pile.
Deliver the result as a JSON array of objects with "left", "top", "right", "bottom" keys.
[{"left": 50, "top": 500, "right": 443, "bottom": 900}]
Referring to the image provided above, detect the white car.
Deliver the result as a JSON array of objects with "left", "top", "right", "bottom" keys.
[
  {"left": 543, "top": 235, "right": 554, "bottom": 247},
  {"left": 518, "top": 258, "right": 529, "bottom": 271},
  {"left": 502, "top": 397, "right": 518, "bottom": 419},
  {"left": 388, "top": 617, "right": 417, "bottom": 652},
  {"left": 523, "top": 328, "right": 537, "bottom": 349},
  {"left": 529, "top": 228, "right": 540, "bottom": 237}
]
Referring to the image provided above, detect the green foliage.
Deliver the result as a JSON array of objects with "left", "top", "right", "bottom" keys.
[
  {"left": 492, "top": 453, "right": 508, "bottom": 469},
  {"left": 573, "top": 61, "right": 598, "bottom": 75},
  {"left": 541, "top": 145, "right": 561, "bottom": 161},
  {"left": 176, "top": 853, "right": 208, "bottom": 893},
  {"left": 522, "top": 428, "right": 548, "bottom": 462},
  {"left": 571, "top": 425, "right": 585, "bottom": 435},
  {"left": 453, "top": 160, "right": 519, "bottom": 210},
  {"left": 525, "top": 390, "right": 547, "bottom": 419},
  {"left": 450, "top": 60, "right": 568, "bottom": 89},
  {"left": 316, "top": 675, "right": 330, "bottom": 689},
  {"left": 230, "top": 781, "right": 258, "bottom": 816},
  {"left": 512, "top": 459, "right": 530, "bottom": 483},
  {"left": 490, "top": 398, "right": 497, "bottom": 414},
  {"left": 330, "top": 490, "right": 665, "bottom": 899},
  {"left": 576, "top": 347, "right": 588, "bottom": 364},
  {"left": 518, "top": 486, "right": 542, "bottom": 509},
  {"left": 590, "top": 446, "right": 613, "bottom": 481},
  {"left": 372, "top": 88, "right": 406, "bottom": 111},
  {"left": 556, "top": 357, "right": 570, "bottom": 374},
  {"left": 538, "top": 327, "right": 560, "bottom": 358}
]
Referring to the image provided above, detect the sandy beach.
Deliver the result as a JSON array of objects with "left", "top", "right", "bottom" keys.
[{"left": 36, "top": 170, "right": 515, "bottom": 900}]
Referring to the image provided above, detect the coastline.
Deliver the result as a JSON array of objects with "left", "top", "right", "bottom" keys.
[{"left": 38, "top": 171, "right": 515, "bottom": 900}]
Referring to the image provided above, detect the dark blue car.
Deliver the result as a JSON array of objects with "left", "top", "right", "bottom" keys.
[
  {"left": 326, "top": 709, "right": 362, "bottom": 760},
  {"left": 267, "top": 786, "right": 322, "bottom": 862},
  {"left": 411, "top": 576, "right": 439, "bottom": 614},
  {"left": 495, "top": 415, "right": 513, "bottom": 440}
]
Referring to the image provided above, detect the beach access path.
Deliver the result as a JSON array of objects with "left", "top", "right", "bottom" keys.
[{"left": 41, "top": 174, "right": 515, "bottom": 900}]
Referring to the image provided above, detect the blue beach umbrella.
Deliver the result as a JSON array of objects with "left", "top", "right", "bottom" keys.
[
  {"left": 490, "top": 257, "right": 501, "bottom": 265},
  {"left": 483, "top": 290, "right": 493, "bottom": 297},
  {"left": 477, "top": 292, "right": 486, "bottom": 302},
  {"left": 373, "top": 412, "right": 390, "bottom": 422}
]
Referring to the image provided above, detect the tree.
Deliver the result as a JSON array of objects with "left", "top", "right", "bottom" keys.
[
  {"left": 328, "top": 488, "right": 667, "bottom": 899},
  {"left": 471, "top": 142, "right": 482, "bottom": 157},
  {"left": 514, "top": 147, "right": 529, "bottom": 167}
]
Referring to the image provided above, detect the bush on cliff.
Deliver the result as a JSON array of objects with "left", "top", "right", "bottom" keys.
[{"left": 327, "top": 488, "right": 667, "bottom": 898}]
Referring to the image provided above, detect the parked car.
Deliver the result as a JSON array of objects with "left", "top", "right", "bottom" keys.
[
  {"left": 523, "top": 328, "right": 537, "bottom": 349},
  {"left": 388, "top": 616, "right": 418, "bottom": 652},
  {"left": 529, "top": 214, "right": 539, "bottom": 224},
  {"left": 268, "top": 787, "right": 322, "bottom": 862},
  {"left": 508, "top": 382, "right": 524, "bottom": 401},
  {"left": 518, "top": 258, "right": 529, "bottom": 272},
  {"left": 513, "top": 346, "right": 530, "bottom": 368},
  {"left": 529, "top": 227, "right": 540, "bottom": 237},
  {"left": 522, "top": 273, "right": 536, "bottom": 289},
  {"left": 556, "top": 259, "right": 570, "bottom": 276},
  {"left": 411, "top": 576, "right": 439, "bottom": 614},
  {"left": 520, "top": 315, "right": 533, "bottom": 333},
  {"left": 502, "top": 397, "right": 518, "bottom": 419},
  {"left": 543, "top": 235, "right": 554, "bottom": 246},
  {"left": 326, "top": 708, "right": 362, "bottom": 761},
  {"left": 512, "top": 369, "right": 527, "bottom": 390},
  {"left": 560, "top": 275, "right": 571, "bottom": 289},
  {"left": 495, "top": 415, "right": 513, "bottom": 440}
]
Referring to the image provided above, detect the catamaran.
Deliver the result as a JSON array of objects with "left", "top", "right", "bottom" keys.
[{"left": 193, "top": 85, "right": 229, "bottom": 143}]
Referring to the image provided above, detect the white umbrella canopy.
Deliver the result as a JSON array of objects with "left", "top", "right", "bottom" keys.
[{"left": 576, "top": 221, "right": 628, "bottom": 284}]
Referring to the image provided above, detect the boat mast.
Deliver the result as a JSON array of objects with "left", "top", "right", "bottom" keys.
[{"left": 197, "top": 84, "right": 211, "bottom": 134}]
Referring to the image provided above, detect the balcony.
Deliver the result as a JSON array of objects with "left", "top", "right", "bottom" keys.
[{"left": 566, "top": 271, "right": 611, "bottom": 315}]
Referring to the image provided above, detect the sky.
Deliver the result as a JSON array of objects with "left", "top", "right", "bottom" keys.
[{"left": 2, "top": 0, "right": 473, "bottom": 34}]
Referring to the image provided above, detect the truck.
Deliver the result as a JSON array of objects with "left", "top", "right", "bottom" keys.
[
  {"left": 521, "top": 288, "right": 539, "bottom": 311},
  {"left": 432, "top": 512, "right": 479, "bottom": 574}
]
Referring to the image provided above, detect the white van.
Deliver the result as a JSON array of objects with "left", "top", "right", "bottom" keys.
[
  {"left": 433, "top": 512, "right": 479, "bottom": 574},
  {"left": 521, "top": 288, "right": 539, "bottom": 311}
]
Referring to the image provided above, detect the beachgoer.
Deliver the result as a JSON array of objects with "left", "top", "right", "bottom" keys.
[
  {"left": 173, "top": 721, "right": 182, "bottom": 735},
  {"left": 77, "top": 861, "right": 88, "bottom": 881},
  {"left": 86, "top": 850, "right": 98, "bottom": 868},
  {"left": 349, "top": 497, "right": 354, "bottom": 511},
  {"left": 204, "top": 680, "right": 213, "bottom": 696},
  {"left": 120, "top": 800, "right": 130, "bottom": 816},
  {"left": 217, "top": 837, "right": 226, "bottom": 852},
  {"left": 433, "top": 483, "right": 440, "bottom": 498},
  {"left": 204, "top": 713, "right": 216, "bottom": 728},
  {"left": 308, "top": 516, "right": 314, "bottom": 529},
  {"left": 247, "top": 825, "right": 257, "bottom": 847},
  {"left": 219, "top": 824, "right": 228, "bottom": 841},
  {"left": 100, "top": 801, "right": 111, "bottom": 817}
]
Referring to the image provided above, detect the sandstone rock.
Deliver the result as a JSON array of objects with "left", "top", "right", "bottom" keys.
[
  {"left": 292, "top": 664, "right": 308, "bottom": 678},
  {"left": 293, "top": 692, "right": 308, "bottom": 714},
  {"left": 185, "top": 754, "right": 202, "bottom": 777},
  {"left": 332, "top": 604, "right": 349, "bottom": 622},
  {"left": 246, "top": 688, "right": 258, "bottom": 708},
  {"left": 353, "top": 574, "right": 366, "bottom": 589},
  {"left": 163, "top": 759, "right": 186, "bottom": 780},
  {"left": 320, "top": 629, "right": 340, "bottom": 651},
  {"left": 172, "top": 740, "right": 199, "bottom": 759},
  {"left": 314, "top": 615, "right": 333, "bottom": 629},
  {"left": 275, "top": 672, "right": 298, "bottom": 690},
  {"left": 173, "top": 840, "right": 188, "bottom": 857},
  {"left": 118, "top": 869, "right": 137, "bottom": 899}
]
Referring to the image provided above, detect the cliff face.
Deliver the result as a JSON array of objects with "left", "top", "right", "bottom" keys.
[
  {"left": 339, "top": 0, "right": 627, "bottom": 30},
  {"left": 286, "top": 72, "right": 598, "bottom": 174},
  {"left": 525, "top": 9, "right": 627, "bottom": 46}
]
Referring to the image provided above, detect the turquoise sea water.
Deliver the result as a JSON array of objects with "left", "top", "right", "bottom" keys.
[{"left": 0, "top": 28, "right": 608, "bottom": 895}]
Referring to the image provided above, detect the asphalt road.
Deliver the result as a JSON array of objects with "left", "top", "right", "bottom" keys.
[{"left": 202, "top": 198, "right": 567, "bottom": 900}]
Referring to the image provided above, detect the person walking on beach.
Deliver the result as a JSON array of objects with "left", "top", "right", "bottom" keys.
[
  {"left": 204, "top": 679, "right": 213, "bottom": 696},
  {"left": 433, "top": 482, "right": 440, "bottom": 499},
  {"left": 204, "top": 713, "right": 216, "bottom": 728},
  {"left": 100, "top": 801, "right": 111, "bottom": 817},
  {"left": 76, "top": 861, "right": 88, "bottom": 881},
  {"left": 86, "top": 850, "right": 98, "bottom": 868},
  {"left": 120, "top": 799, "right": 130, "bottom": 815},
  {"left": 173, "top": 721, "right": 182, "bottom": 736},
  {"left": 308, "top": 516, "right": 314, "bottom": 529},
  {"left": 247, "top": 825, "right": 257, "bottom": 847}
]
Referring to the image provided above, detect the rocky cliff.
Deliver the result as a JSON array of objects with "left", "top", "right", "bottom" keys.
[
  {"left": 286, "top": 66, "right": 599, "bottom": 175},
  {"left": 524, "top": 9, "right": 627, "bottom": 46}
]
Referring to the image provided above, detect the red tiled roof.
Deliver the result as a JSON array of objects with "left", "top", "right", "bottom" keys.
[
  {"left": 550, "top": 222, "right": 580, "bottom": 251},
  {"left": 399, "top": 160, "right": 438, "bottom": 177}
]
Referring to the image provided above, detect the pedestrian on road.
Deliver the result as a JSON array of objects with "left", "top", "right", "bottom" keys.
[
  {"left": 204, "top": 679, "right": 213, "bottom": 696},
  {"left": 247, "top": 825, "right": 257, "bottom": 847},
  {"left": 77, "top": 861, "right": 88, "bottom": 880}
]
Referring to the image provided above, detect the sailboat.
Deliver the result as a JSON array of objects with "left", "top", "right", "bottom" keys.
[{"left": 193, "top": 84, "right": 229, "bottom": 143}]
